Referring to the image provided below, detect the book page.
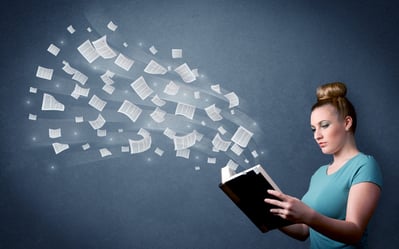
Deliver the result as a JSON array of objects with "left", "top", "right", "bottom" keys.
[
  {"left": 173, "top": 130, "right": 196, "bottom": 150},
  {"left": 171, "top": 49, "right": 183, "bottom": 58},
  {"left": 175, "top": 102, "right": 195, "bottom": 120},
  {"left": 92, "top": 35, "right": 117, "bottom": 59},
  {"left": 99, "top": 148, "right": 112, "bottom": 157},
  {"left": 52, "top": 142, "right": 69, "bottom": 154},
  {"left": 163, "top": 127, "right": 176, "bottom": 139},
  {"left": 107, "top": 21, "right": 118, "bottom": 31},
  {"left": 41, "top": 93, "right": 65, "bottom": 111},
  {"left": 117, "top": 100, "right": 142, "bottom": 122},
  {"left": 89, "top": 114, "right": 106, "bottom": 130},
  {"left": 204, "top": 104, "right": 223, "bottom": 121},
  {"left": 102, "top": 84, "right": 115, "bottom": 95},
  {"left": 231, "top": 126, "right": 253, "bottom": 148},
  {"left": 49, "top": 128, "right": 62, "bottom": 139},
  {"left": 144, "top": 60, "right": 167, "bottom": 75},
  {"left": 62, "top": 61, "right": 77, "bottom": 75},
  {"left": 77, "top": 40, "right": 99, "bottom": 63},
  {"left": 211, "top": 133, "right": 231, "bottom": 152},
  {"left": 88, "top": 95, "right": 107, "bottom": 112},
  {"left": 174, "top": 63, "right": 196, "bottom": 83},
  {"left": 130, "top": 76, "right": 153, "bottom": 100},
  {"left": 114, "top": 53, "right": 134, "bottom": 71},
  {"left": 163, "top": 81, "right": 180, "bottom": 95},
  {"left": 71, "top": 84, "right": 90, "bottom": 99},
  {"left": 176, "top": 149, "right": 190, "bottom": 159},
  {"left": 150, "top": 107, "right": 166, "bottom": 123},
  {"left": 72, "top": 71, "right": 88, "bottom": 85},
  {"left": 129, "top": 133, "right": 152, "bottom": 154},
  {"left": 151, "top": 94, "right": 166, "bottom": 107},
  {"left": 36, "top": 66, "right": 53, "bottom": 80},
  {"left": 224, "top": 92, "right": 239, "bottom": 108},
  {"left": 47, "top": 44, "right": 60, "bottom": 56}
]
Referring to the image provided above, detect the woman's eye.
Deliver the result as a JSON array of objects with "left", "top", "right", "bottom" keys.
[
  {"left": 311, "top": 127, "right": 316, "bottom": 132},
  {"left": 321, "top": 123, "right": 330, "bottom": 129}
]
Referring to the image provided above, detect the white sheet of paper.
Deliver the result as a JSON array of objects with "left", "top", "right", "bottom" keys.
[
  {"left": 231, "top": 126, "right": 253, "bottom": 148},
  {"left": 144, "top": 60, "right": 167, "bottom": 75},
  {"left": 251, "top": 150, "right": 259, "bottom": 158},
  {"left": 117, "top": 100, "right": 142, "bottom": 122},
  {"left": 28, "top": 113, "right": 37, "bottom": 121},
  {"left": 150, "top": 107, "right": 166, "bottom": 123},
  {"left": 175, "top": 102, "right": 195, "bottom": 120},
  {"left": 89, "top": 114, "right": 106, "bottom": 130},
  {"left": 226, "top": 159, "right": 239, "bottom": 171},
  {"left": 211, "top": 84, "right": 221, "bottom": 94},
  {"left": 173, "top": 131, "right": 196, "bottom": 150},
  {"left": 52, "top": 142, "right": 69, "bottom": 154},
  {"left": 67, "top": 25, "right": 75, "bottom": 34},
  {"left": 77, "top": 40, "right": 99, "bottom": 63},
  {"left": 92, "top": 35, "right": 117, "bottom": 59},
  {"left": 207, "top": 157, "right": 216, "bottom": 164},
  {"left": 102, "top": 84, "right": 115, "bottom": 95},
  {"left": 121, "top": 146, "right": 130, "bottom": 153},
  {"left": 71, "top": 84, "right": 90, "bottom": 99},
  {"left": 100, "top": 70, "right": 115, "bottom": 85},
  {"left": 41, "top": 93, "right": 65, "bottom": 111},
  {"left": 174, "top": 63, "right": 196, "bottom": 83},
  {"left": 230, "top": 143, "right": 244, "bottom": 156},
  {"left": 47, "top": 44, "right": 60, "bottom": 56},
  {"left": 99, "top": 148, "right": 112, "bottom": 157},
  {"left": 62, "top": 61, "right": 77, "bottom": 75},
  {"left": 212, "top": 133, "right": 231, "bottom": 152},
  {"left": 163, "top": 127, "right": 176, "bottom": 139},
  {"left": 49, "top": 128, "right": 62, "bottom": 139},
  {"left": 218, "top": 126, "right": 227, "bottom": 135},
  {"left": 149, "top": 45, "right": 158, "bottom": 55},
  {"left": 204, "top": 104, "right": 222, "bottom": 121},
  {"left": 97, "top": 129, "right": 107, "bottom": 137},
  {"left": 129, "top": 132, "right": 152, "bottom": 154},
  {"left": 163, "top": 81, "right": 180, "bottom": 95},
  {"left": 107, "top": 21, "right": 118, "bottom": 31},
  {"left": 176, "top": 149, "right": 190, "bottom": 159},
  {"left": 71, "top": 71, "right": 88, "bottom": 85},
  {"left": 130, "top": 76, "right": 153, "bottom": 100},
  {"left": 114, "top": 53, "right": 134, "bottom": 71},
  {"left": 171, "top": 49, "right": 183, "bottom": 58},
  {"left": 224, "top": 92, "right": 239, "bottom": 108},
  {"left": 151, "top": 94, "right": 166, "bottom": 107},
  {"left": 154, "top": 147, "right": 164, "bottom": 156},
  {"left": 36, "top": 66, "right": 53, "bottom": 80},
  {"left": 29, "top": 87, "right": 37, "bottom": 94},
  {"left": 75, "top": 116, "right": 84, "bottom": 123},
  {"left": 88, "top": 95, "right": 107, "bottom": 112},
  {"left": 82, "top": 143, "right": 90, "bottom": 150}
]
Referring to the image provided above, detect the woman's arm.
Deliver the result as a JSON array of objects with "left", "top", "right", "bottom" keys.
[
  {"left": 265, "top": 182, "right": 381, "bottom": 244},
  {"left": 279, "top": 224, "right": 309, "bottom": 241}
]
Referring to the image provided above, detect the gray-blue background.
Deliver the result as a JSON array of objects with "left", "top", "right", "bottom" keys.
[{"left": 1, "top": 0, "right": 398, "bottom": 248}]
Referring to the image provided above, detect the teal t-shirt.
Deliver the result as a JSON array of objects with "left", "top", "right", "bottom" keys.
[{"left": 301, "top": 153, "right": 383, "bottom": 249}]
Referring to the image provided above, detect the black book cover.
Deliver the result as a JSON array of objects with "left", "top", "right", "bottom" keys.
[{"left": 219, "top": 169, "right": 292, "bottom": 232}]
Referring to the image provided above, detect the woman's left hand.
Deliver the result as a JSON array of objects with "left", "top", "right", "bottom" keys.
[{"left": 264, "top": 189, "right": 313, "bottom": 224}]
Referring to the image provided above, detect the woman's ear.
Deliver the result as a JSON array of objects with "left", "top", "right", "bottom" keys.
[{"left": 344, "top": 116, "right": 353, "bottom": 131}]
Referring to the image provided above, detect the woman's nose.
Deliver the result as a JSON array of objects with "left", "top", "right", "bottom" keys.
[{"left": 314, "top": 129, "right": 322, "bottom": 140}]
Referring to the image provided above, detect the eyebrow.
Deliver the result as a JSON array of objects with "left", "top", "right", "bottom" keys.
[{"left": 310, "top": 120, "right": 330, "bottom": 127}]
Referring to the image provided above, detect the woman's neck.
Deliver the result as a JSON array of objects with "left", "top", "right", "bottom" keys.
[{"left": 328, "top": 135, "right": 359, "bottom": 174}]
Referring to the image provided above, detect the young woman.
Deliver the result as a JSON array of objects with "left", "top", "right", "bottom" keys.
[{"left": 264, "top": 82, "right": 383, "bottom": 249}]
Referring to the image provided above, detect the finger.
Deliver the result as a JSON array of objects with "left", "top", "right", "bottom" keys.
[
  {"left": 264, "top": 198, "right": 283, "bottom": 208},
  {"left": 267, "top": 189, "right": 287, "bottom": 201}
]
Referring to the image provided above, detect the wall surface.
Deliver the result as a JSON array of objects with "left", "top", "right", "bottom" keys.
[{"left": 1, "top": 0, "right": 398, "bottom": 248}]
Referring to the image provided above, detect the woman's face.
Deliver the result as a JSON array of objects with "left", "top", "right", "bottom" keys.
[{"left": 310, "top": 104, "right": 348, "bottom": 155}]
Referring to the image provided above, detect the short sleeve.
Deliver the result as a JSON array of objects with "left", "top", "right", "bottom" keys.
[{"left": 351, "top": 155, "right": 383, "bottom": 189}]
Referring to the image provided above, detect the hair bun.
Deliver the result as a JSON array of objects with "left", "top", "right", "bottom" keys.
[{"left": 316, "top": 82, "right": 347, "bottom": 101}]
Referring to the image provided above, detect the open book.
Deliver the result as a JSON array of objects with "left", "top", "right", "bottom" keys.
[{"left": 219, "top": 164, "right": 292, "bottom": 233}]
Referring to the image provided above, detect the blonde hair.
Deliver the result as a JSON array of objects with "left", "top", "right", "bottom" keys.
[{"left": 311, "top": 82, "right": 357, "bottom": 133}]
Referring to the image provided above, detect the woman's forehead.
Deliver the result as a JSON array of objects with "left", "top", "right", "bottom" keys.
[{"left": 311, "top": 105, "right": 339, "bottom": 123}]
